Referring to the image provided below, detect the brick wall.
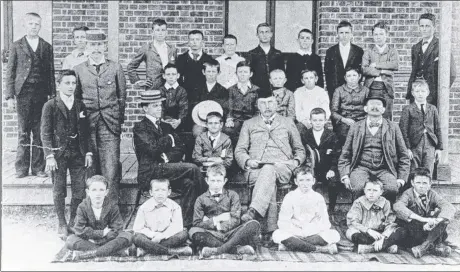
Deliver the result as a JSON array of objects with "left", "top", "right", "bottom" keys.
[{"left": 450, "top": 1, "right": 460, "bottom": 138}]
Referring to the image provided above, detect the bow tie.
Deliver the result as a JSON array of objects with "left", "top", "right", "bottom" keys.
[
  {"left": 225, "top": 57, "right": 231, "bottom": 60},
  {"left": 192, "top": 53, "right": 200, "bottom": 60},
  {"left": 167, "top": 87, "right": 175, "bottom": 91},
  {"left": 77, "top": 52, "right": 85, "bottom": 57},
  {"left": 370, "top": 204, "right": 382, "bottom": 212},
  {"left": 264, "top": 119, "right": 273, "bottom": 125},
  {"left": 211, "top": 193, "right": 221, "bottom": 198},
  {"left": 155, "top": 203, "right": 166, "bottom": 209},
  {"left": 369, "top": 122, "right": 380, "bottom": 128}
]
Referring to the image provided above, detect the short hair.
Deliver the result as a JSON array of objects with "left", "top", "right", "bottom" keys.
[
  {"left": 300, "top": 69, "right": 318, "bottom": 78},
  {"left": 223, "top": 34, "right": 238, "bottom": 44},
  {"left": 411, "top": 167, "right": 432, "bottom": 183},
  {"left": 202, "top": 58, "right": 220, "bottom": 73},
  {"left": 412, "top": 79, "right": 430, "bottom": 91},
  {"left": 310, "top": 107, "right": 327, "bottom": 119},
  {"left": 419, "top": 13, "right": 436, "bottom": 24},
  {"left": 236, "top": 60, "right": 252, "bottom": 72},
  {"left": 206, "top": 111, "right": 224, "bottom": 123},
  {"left": 86, "top": 175, "right": 108, "bottom": 189},
  {"left": 25, "top": 12, "right": 41, "bottom": 19},
  {"left": 57, "top": 69, "right": 77, "bottom": 83},
  {"left": 372, "top": 21, "right": 389, "bottom": 33},
  {"left": 337, "top": 20, "right": 352, "bottom": 32},
  {"left": 344, "top": 66, "right": 361, "bottom": 75},
  {"left": 206, "top": 164, "right": 227, "bottom": 178},
  {"left": 152, "top": 18, "right": 167, "bottom": 28},
  {"left": 256, "top": 22, "right": 272, "bottom": 34},
  {"left": 293, "top": 166, "right": 313, "bottom": 179},
  {"left": 149, "top": 178, "right": 171, "bottom": 190},
  {"left": 163, "top": 63, "right": 178, "bottom": 73},
  {"left": 269, "top": 69, "right": 286, "bottom": 78},
  {"left": 298, "top": 28, "right": 313, "bottom": 39},
  {"left": 364, "top": 180, "right": 384, "bottom": 191},
  {"left": 72, "top": 26, "right": 89, "bottom": 35},
  {"left": 189, "top": 29, "right": 204, "bottom": 38}
]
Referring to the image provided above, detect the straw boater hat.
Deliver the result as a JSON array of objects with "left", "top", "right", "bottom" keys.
[
  {"left": 139, "top": 90, "right": 165, "bottom": 104},
  {"left": 85, "top": 30, "right": 107, "bottom": 41},
  {"left": 364, "top": 81, "right": 387, "bottom": 107},
  {"left": 192, "top": 100, "right": 223, "bottom": 127}
]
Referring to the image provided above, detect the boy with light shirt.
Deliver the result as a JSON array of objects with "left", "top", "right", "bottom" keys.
[
  {"left": 66, "top": 175, "right": 133, "bottom": 261},
  {"left": 62, "top": 26, "right": 90, "bottom": 70},
  {"left": 269, "top": 69, "right": 295, "bottom": 121},
  {"left": 190, "top": 164, "right": 261, "bottom": 258},
  {"left": 399, "top": 80, "right": 442, "bottom": 176},
  {"left": 346, "top": 180, "right": 399, "bottom": 254},
  {"left": 128, "top": 18, "right": 177, "bottom": 90},
  {"left": 132, "top": 179, "right": 192, "bottom": 257},
  {"left": 272, "top": 166, "right": 340, "bottom": 254},
  {"left": 41, "top": 70, "right": 93, "bottom": 239},
  {"left": 286, "top": 29, "right": 324, "bottom": 91},
  {"left": 216, "top": 34, "right": 245, "bottom": 88},
  {"left": 362, "top": 22, "right": 399, "bottom": 121},
  {"left": 394, "top": 167, "right": 456, "bottom": 258}
]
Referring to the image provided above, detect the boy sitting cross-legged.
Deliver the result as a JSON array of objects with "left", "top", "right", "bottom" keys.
[
  {"left": 65, "top": 175, "right": 133, "bottom": 261},
  {"left": 132, "top": 179, "right": 193, "bottom": 257},
  {"left": 189, "top": 164, "right": 261, "bottom": 258},
  {"left": 346, "top": 180, "right": 399, "bottom": 254},
  {"left": 272, "top": 166, "right": 340, "bottom": 254}
]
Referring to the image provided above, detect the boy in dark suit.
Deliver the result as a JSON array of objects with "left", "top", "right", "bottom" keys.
[
  {"left": 128, "top": 18, "right": 177, "bottom": 90},
  {"left": 66, "top": 175, "right": 133, "bottom": 261},
  {"left": 41, "top": 70, "right": 93, "bottom": 239},
  {"left": 74, "top": 30, "right": 127, "bottom": 204},
  {"left": 324, "top": 20, "right": 364, "bottom": 101},
  {"left": 6, "top": 12, "right": 55, "bottom": 178},
  {"left": 394, "top": 167, "right": 456, "bottom": 258},
  {"left": 189, "top": 164, "right": 261, "bottom": 258},
  {"left": 247, "top": 23, "right": 284, "bottom": 97},
  {"left": 285, "top": 28, "right": 324, "bottom": 91},
  {"left": 303, "top": 108, "right": 342, "bottom": 223},
  {"left": 406, "top": 13, "right": 456, "bottom": 106},
  {"left": 399, "top": 79, "right": 442, "bottom": 176}
]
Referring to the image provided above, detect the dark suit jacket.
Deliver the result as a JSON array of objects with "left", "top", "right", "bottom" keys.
[
  {"left": 399, "top": 103, "right": 443, "bottom": 150},
  {"left": 74, "top": 59, "right": 127, "bottom": 135},
  {"left": 285, "top": 52, "right": 324, "bottom": 91},
  {"left": 133, "top": 117, "right": 185, "bottom": 188},
  {"left": 324, "top": 43, "right": 364, "bottom": 99},
  {"left": 5, "top": 36, "right": 55, "bottom": 100},
  {"left": 406, "top": 37, "right": 456, "bottom": 105},
  {"left": 40, "top": 97, "right": 90, "bottom": 159},
  {"left": 247, "top": 45, "right": 285, "bottom": 96},
  {"left": 176, "top": 50, "right": 214, "bottom": 101},
  {"left": 304, "top": 128, "right": 340, "bottom": 173},
  {"left": 338, "top": 118, "right": 410, "bottom": 181}
]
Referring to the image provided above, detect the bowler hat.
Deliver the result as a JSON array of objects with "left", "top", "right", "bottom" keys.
[
  {"left": 139, "top": 90, "right": 165, "bottom": 104},
  {"left": 86, "top": 30, "right": 107, "bottom": 41},
  {"left": 192, "top": 100, "right": 223, "bottom": 127},
  {"left": 364, "top": 81, "right": 387, "bottom": 107}
]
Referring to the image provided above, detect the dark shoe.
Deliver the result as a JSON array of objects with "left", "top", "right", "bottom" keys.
[
  {"left": 72, "top": 250, "right": 97, "bottom": 261},
  {"left": 15, "top": 172, "right": 28, "bottom": 178},
  {"left": 241, "top": 208, "right": 258, "bottom": 222},
  {"left": 32, "top": 171, "right": 48, "bottom": 178},
  {"left": 411, "top": 243, "right": 433, "bottom": 258},
  {"left": 433, "top": 243, "right": 452, "bottom": 257}
]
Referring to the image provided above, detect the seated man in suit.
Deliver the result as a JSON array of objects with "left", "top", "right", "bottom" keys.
[
  {"left": 338, "top": 89, "right": 410, "bottom": 203},
  {"left": 234, "top": 93, "right": 306, "bottom": 238},
  {"left": 133, "top": 90, "right": 206, "bottom": 228}
]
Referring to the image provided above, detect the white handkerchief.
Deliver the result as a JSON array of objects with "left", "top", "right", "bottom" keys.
[
  {"left": 221, "top": 149, "right": 226, "bottom": 158},
  {"left": 79, "top": 111, "right": 86, "bottom": 118}
]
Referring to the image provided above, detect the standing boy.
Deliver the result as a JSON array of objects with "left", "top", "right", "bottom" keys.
[
  {"left": 406, "top": 13, "right": 456, "bottom": 106},
  {"left": 74, "top": 30, "right": 127, "bottom": 204},
  {"left": 128, "top": 18, "right": 177, "bottom": 90},
  {"left": 270, "top": 69, "right": 295, "bottom": 121},
  {"left": 324, "top": 20, "right": 364, "bottom": 101},
  {"left": 41, "top": 70, "right": 93, "bottom": 239},
  {"left": 399, "top": 79, "right": 443, "bottom": 175},
  {"left": 132, "top": 179, "right": 193, "bottom": 257},
  {"left": 62, "top": 26, "right": 89, "bottom": 70},
  {"left": 247, "top": 23, "right": 284, "bottom": 97},
  {"left": 362, "top": 22, "right": 399, "bottom": 120},
  {"left": 6, "top": 12, "right": 55, "bottom": 178},
  {"left": 286, "top": 29, "right": 324, "bottom": 91},
  {"left": 190, "top": 164, "right": 261, "bottom": 258},
  {"left": 216, "top": 34, "right": 245, "bottom": 89}
]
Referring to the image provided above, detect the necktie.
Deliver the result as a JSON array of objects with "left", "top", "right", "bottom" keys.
[
  {"left": 421, "top": 104, "right": 425, "bottom": 116},
  {"left": 155, "top": 120, "right": 163, "bottom": 134},
  {"left": 192, "top": 53, "right": 199, "bottom": 61},
  {"left": 77, "top": 52, "right": 84, "bottom": 57},
  {"left": 225, "top": 57, "right": 231, "bottom": 60},
  {"left": 94, "top": 64, "right": 102, "bottom": 74},
  {"left": 369, "top": 122, "right": 380, "bottom": 128},
  {"left": 420, "top": 194, "right": 428, "bottom": 207},
  {"left": 209, "top": 136, "right": 215, "bottom": 148},
  {"left": 168, "top": 87, "right": 175, "bottom": 92}
]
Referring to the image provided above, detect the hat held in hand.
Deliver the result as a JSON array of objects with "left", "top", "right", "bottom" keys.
[
  {"left": 192, "top": 100, "right": 223, "bottom": 127},
  {"left": 364, "top": 81, "right": 387, "bottom": 107}
]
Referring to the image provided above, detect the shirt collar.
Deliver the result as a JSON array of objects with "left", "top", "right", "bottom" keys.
[
  {"left": 261, "top": 113, "right": 276, "bottom": 123},
  {"left": 260, "top": 44, "right": 271, "bottom": 53},
  {"left": 206, "top": 189, "right": 225, "bottom": 197},
  {"left": 206, "top": 81, "right": 217, "bottom": 90},
  {"left": 59, "top": 93, "right": 75, "bottom": 108},
  {"left": 375, "top": 44, "right": 387, "bottom": 53},
  {"left": 165, "top": 82, "right": 179, "bottom": 89},
  {"left": 188, "top": 50, "right": 203, "bottom": 59},
  {"left": 154, "top": 40, "right": 167, "bottom": 47},
  {"left": 343, "top": 84, "right": 360, "bottom": 93},
  {"left": 72, "top": 48, "right": 89, "bottom": 57},
  {"left": 297, "top": 49, "right": 312, "bottom": 56},
  {"left": 358, "top": 196, "right": 386, "bottom": 210},
  {"left": 88, "top": 55, "right": 106, "bottom": 66},
  {"left": 143, "top": 197, "right": 173, "bottom": 211},
  {"left": 313, "top": 128, "right": 324, "bottom": 135},
  {"left": 145, "top": 114, "right": 159, "bottom": 126},
  {"left": 207, "top": 131, "right": 221, "bottom": 140},
  {"left": 367, "top": 117, "right": 383, "bottom": 129},
  {"left": 237, "top": 82, "right": 251, "bottom": 90},
  {"left": 339, "top": 42, "right": 351, "bottom": 49},
  {"left": 422, "top": 36, "right": 434, "bottom": 45},
  {"left": 414, "top": 101, "right": 425, "bottom": 110},
  {"left": 26, "top": 36, "right": 39, "bottom": 42}
]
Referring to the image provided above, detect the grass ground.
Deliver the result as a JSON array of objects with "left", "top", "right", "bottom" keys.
[{"left": 2, "top": 206, "right": 460, "bottom": 271}]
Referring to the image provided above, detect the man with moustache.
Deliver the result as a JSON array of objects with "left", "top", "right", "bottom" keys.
[{"left": 338, "top": 85, "right": 410, "bottom": 203}]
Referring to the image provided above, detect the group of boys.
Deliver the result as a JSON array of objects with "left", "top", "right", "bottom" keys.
[{"left": 5, "top": 11, "right": 457, "bottom": 260}]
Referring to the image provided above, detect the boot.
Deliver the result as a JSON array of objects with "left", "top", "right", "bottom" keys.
[
  {"left": 72, "top": 250, "right": 97, "bottom": 261},
  {"left": 411, "top": 242, "right": 434, "bottom": 258},
  {"left": 433, "top": 243, "right": 452, "bottom": 257},
  {"left": 315, "top": 243, "right": 338, "bottom": 254}
]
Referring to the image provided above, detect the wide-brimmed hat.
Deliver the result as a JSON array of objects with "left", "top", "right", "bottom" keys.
[
  {"left": 364, "top": 81, "right": 387, "bottom": 107},
  {"left": 139, "top": 90, "right": 165, "bottom": 104},
  {"left": 86, "top": 30, "right": 107, "bottom": 41},
  {"left": 192, "top": 100, "right": 223, "bottom": 127}
]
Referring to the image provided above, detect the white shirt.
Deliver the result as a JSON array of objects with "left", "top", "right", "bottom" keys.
[
  {"left": 260, "top": 44, "right": 271, "bottom": 54},
  {"left": 237, "top": 82, "right": 252, "bottom": 95},
  {"left": 294, "top": 86, "right": 331, "bottom": 127},
  {"left": 206, "top": 82, "right": 217, "bottom": 92},
  {"left": 165, "top": 82, "right": 179, "bottom": 90},
  {"left": 375, "top": 44, "right": 387, "bottom": 54},
  {"left": 216, "top": 54, "right": 245, "bottom": 88},
  {"left": 297, "top": 49, "right": 312, "bottom": 56},
  {"left": 92, "top": 206, "right": 103, "bottom": 220},
  {"left": 207, "top": 132, "right": 221, "bottom": 148},
  {"left": 88, "top": 55, "right": 106, "bottom": 66},
  {"left": 366, "top": 117, "right": 383, "bottom": 136},
  {"left": 188, "top": 49, "right": 203, "bottom": 60},
  {"left": 62, "top": 49, "right": 89, "bottom": 70},
  {"left": 422, "top": 36, "right": 434, "bottom": 53},
  {"left": 154, "top": 41, "right": 169, "bottom": 68},
  {"left": 339, "top": 42, "right": 351, "bottom": 67},
  {"left": 26, "top": 36, "right": 39, "bottom": 52},
  {"left": 261, "top": 113, "right": 276, "bottom": 128},
  {"left": 313, "top": 129, "right": 324, "bottom": 146},
  {"left": 60, "top": 93, "right": 75, "bottom": 110}
]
